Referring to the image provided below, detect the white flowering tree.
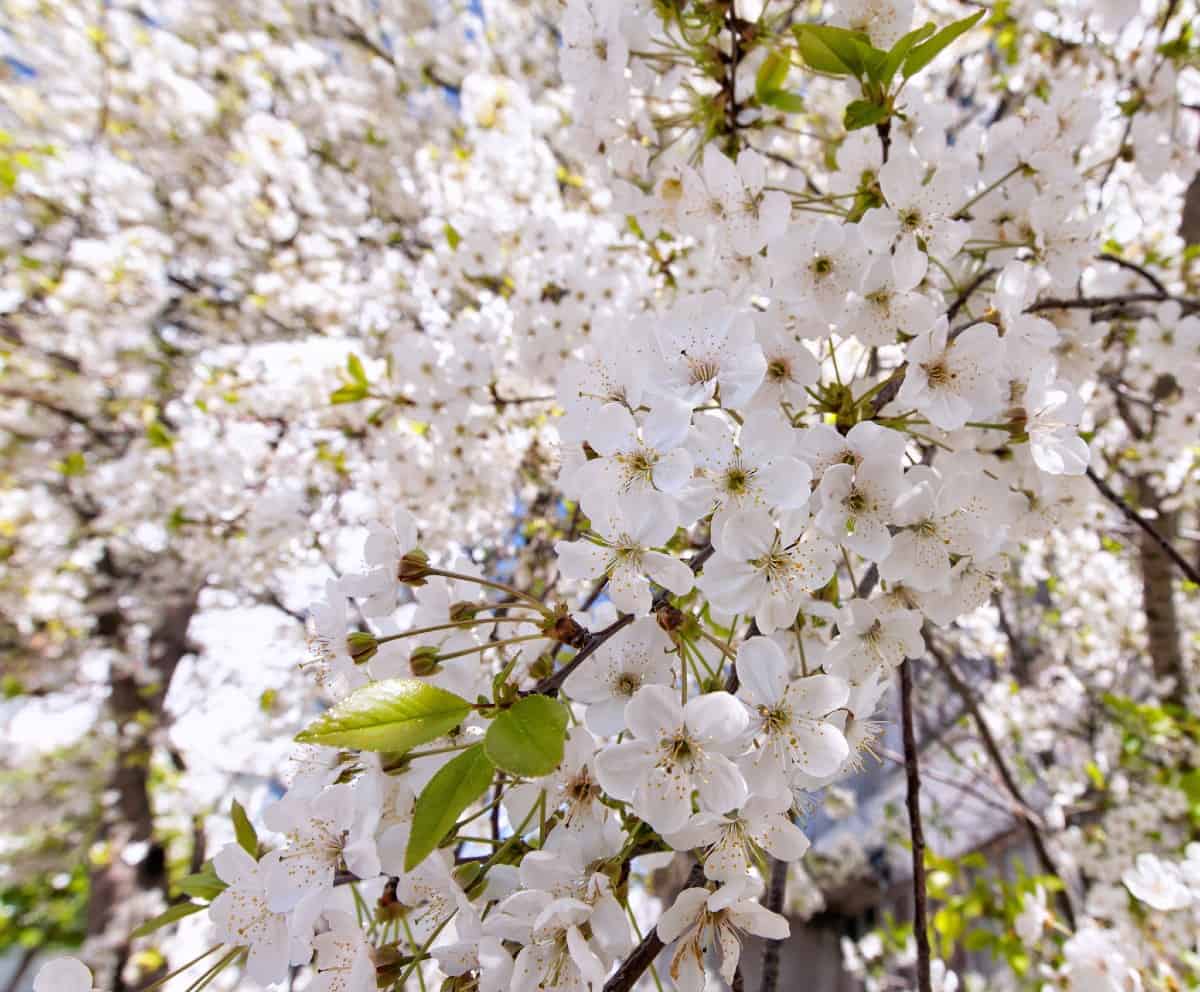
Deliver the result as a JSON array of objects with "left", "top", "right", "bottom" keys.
[{"left": 4, "top": 0, "right": 1199, "bottom": 990}]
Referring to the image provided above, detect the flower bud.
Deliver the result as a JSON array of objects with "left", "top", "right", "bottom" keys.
[
  {"left": 410, "top": 646, "right": 442, "bottom": 677},
  {"left": 347, "top": 631, "right": 378, "bottom": 665}
]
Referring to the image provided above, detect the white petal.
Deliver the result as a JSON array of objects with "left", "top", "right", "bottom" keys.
[
  {"left": 626, "top": 684, "right": 684, "bottom": 740},
  {"left": 735, "top": 637, "right": 789, "bottom": 707}
]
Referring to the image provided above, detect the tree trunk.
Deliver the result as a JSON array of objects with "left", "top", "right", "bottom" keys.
[
  {"left": 85, "top": 588, "right": 200, "bottom": 990},
  {"left": 1136, "top": 477, "right": 1185, "bottom": 704}
]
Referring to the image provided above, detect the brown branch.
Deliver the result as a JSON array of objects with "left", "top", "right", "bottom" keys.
[
  {"left": 758, "top": 858, "right": 788, "bottom": 992},
  {"left": 530, "top": 544, "right": 714, "bottom": 696},
  {"left": 1028, "top": 291, "right": 1199, "bottom": 315},
  {"left": 945, "top": 266, "right": 998, "bottom": 320},
  {"left": 1096, "top": 253, "right": 1168, "bottom": 296},
  {"left": 1085, "top": 467, "right": 1200, "bottom": 585},
  {"left": 899, "top": 658, "right": 931, "bottom": 992},
  {"left": 605, "top": 862, "right": 707, "bottom": 992},
  {"left": 929, "top": 643, "right": 1077, "bottom": 929}
]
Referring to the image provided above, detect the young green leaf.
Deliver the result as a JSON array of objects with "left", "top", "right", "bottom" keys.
[
  {"left": 881, "top": 22, "right": 936, "bottom": 82},
  {"left": 760, "top": 89, "right": 806, "bottom": 113},
  {"left": 346, "top": 353, "right": 368, "bottom": 386},
  {"left": 131, "top": 901, "right": 207, "bottom": 939},
  {"left": 902, "top": 11, "right": 986, "bottom": 78},
  {"left": 755, "top": 50, "right": 791, "bottom": 104},
  {"left": 404, "top": 744, "right": 494, "bottom": 871},
  {"left": 231, "top": 799, "right": 258, "bottom": 857},
  {"left": 295, "top": 678, "right": 472, "bottom": 752},
  {"left": 329, "top": 382, "right": 369, "bottom": 404},
  {"left": 174, "top": 863, "right": 226, "bottom": 902},
  {"left": 844, "top": 99, "right": 891, "bottom": 131},
  {"left": 484, "top": 695, "right": 569, "bottom": 777},
  {"left": 792, "top": 25, "right": 857, "bottom": 76}
]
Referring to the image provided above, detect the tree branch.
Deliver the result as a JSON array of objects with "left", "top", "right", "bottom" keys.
[
  {"left": 604, "top": 862, "right": 706, "bottom": 992},
  {"left": 758, "top": 858, "right": 788, "bottom": 992},
  {"left": 899, "top": 658, "right": 931, "bottom": 992},
  {"left": 531, "top": 544, "right": 714, "bottom": 696},
  {"left": 929, "top": 643, "right": 1077, "bottom": 929},
  {"left": 1085, "top": 467, "right": 1200, "bottom": 585}
]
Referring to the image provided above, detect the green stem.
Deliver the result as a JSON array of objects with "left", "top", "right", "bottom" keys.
[
  {"left": 953, "top": 163, "right": 1025, "bottom": 219},
  {"left": 423, "top": 567, "right": 550, "bottom": 614},
  {"left": 434, "top": 633, "right": 547, "bottom": 662},
  {"left": 376, "top": 615, "right": 540, "bottom": 644},
  {"left": 137, "top": 944, "right": 224, "bottom": 992}
]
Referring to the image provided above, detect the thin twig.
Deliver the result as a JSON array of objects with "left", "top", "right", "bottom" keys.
[
  {"left": 1086, "top": 468, "right": 1200, "bottom": 585},
  {"left": 928, "top": 643, "right": 1077, "bottom": 929},
  {"left": 1096, "top": 253, "right": 1168, "bottom": 296},
  {"left": 945, "top": 266, "right": 998, "bottom": 320},
  {"left": 531, "top": 545, "right": 715, "bottom": 696}
]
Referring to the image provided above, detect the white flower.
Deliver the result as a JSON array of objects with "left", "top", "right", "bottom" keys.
[
  {"left": 866, "top": 146, "right": 970, "bottom": 288},
  {"left": 358, "top": 506, "right": 419, "bottom": 617},
  {"left": 666, "top": 791, "right": 811, "bottom": 881},
  {"left": 263, "top": 782, "right": 381, "bottom": 911},
  {"left": 684, "top": 411, "right": 813, "bottom": 529},
  {"left": 568, "top": 403, "right": 693, "bottom": 520},
  {"left": 751, "top": 306, "right": 824, "bottom": 412},
  {"left": 840, "top": 255, "right": 939, "bottom": 347},
  {"left": 813, "top": 455, "right": 905, "bottom": 562},
  {"left": 490, "top": 883, "right": 627, "bottom": 992},
  {"left": 896, "top": 318, "right": 1006, "bottom": 432},
  {"left": 433, "top": 902, "right": 514, "bottom": 992},
  {"left": 1022, "top": 367, "right": 1089, "bottom": 475},
  {"left": 879, "top": 468, "right": 999, "bottom": 591},
  {"left": 768, "top": 219, "right": 869, "bottom": 321},
  {"left": 735, "top": 636, "right": 850, "bottom": 793},
  {"left": 34, "top": 959, "right": 93, "bottom": 992},
  {"left": 825, "top": 600, "right": 925, "bottom": 682},
  {"left": 681, "top": 146, "right": 790, "bottom": 256},
  {"left": 1062, "top": 925, "right": 1138, "bottom": 992},
  {"left": 563, "top": 619, "right": 675, "bottom": 735},
  {"left": 796, "top": 421, "right": 908, "bottom": 479},
  {"left": 653, "top": 292, "right": 767, "bottom": 409},
  {"left": 555, "top": 491, "right": 694, "bottom": 615},
  {"left": 698, "top": 509, "right": 838, "bottom": 635},
  {"left": 209, "top": 844, "right": 313, "bottom": 986},
  {"left": 594, "top": 684, "right": 749, "bottom": 834},
  {"left": 1014, "top": 885, "right": 1052, "bottom": 946},
  {"left": 658, "top": 877, "right": 789, "bottom": 990},
  {"left": 1123, "top": 852, "right": 1193, "bottom": 911},
  {"left": 502, "top": 728, "right": 613, "bottom": 839},
  {"left": 312, "top": 911, "right": 376, "bottom": 992}
]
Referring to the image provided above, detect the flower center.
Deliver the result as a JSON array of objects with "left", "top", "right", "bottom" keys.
[
  {"left": 922, "top": 359, "right": 954, "bottom": 387},
  {"left": 766, "top": 357, "right": 791, "bottom": 382}
]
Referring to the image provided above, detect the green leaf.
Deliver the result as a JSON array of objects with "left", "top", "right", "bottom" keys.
[
  {"left": 346, "top": 353, "right": 368, "bottom": 386},
  {"left": 174, "top": 864, "right": 226, "bottom": 902},
  {"left": 755, "top": 51, "right": 791, "bottom": 103},
  {"left": 902, "top": 11, "right": 986, "bottom": 78},
  {"left": 963, "top": 928, "right": 993, "bottom": 952},
  {"left": 760, "top": 89, "right": 806, "bottom": 113},
  {"left": 54, "top": 451, "right": 87, "bottom": 477},
  {"left": 844, "top": 99, "right": 891, "bottom": 131},
  {"left": 231, "top": 800, "right": 258, "bottom": 857},
  {"left": 405, "top": 744, "right": 494, "bottom": 870},
  {"left": 146, "top": 420, "right": 175, "bottom": 449},
  {"left": 329, "top": 382, "right": 369, "bottom": 405},
  {"left": 444, "top": 222, "right": 462, "bottom": 250},
  {"left": 792, "top": 24, "right": 864, "bottom": 76},
  {"left": 295, "top": 678, "right": 472, "bottom": 752},
  {"left": 484, "top": 695, "right": 569, "bottom": 777},
  {"left": 131, "top": 901, "right": 207, "bottom": 939},
  {"left": 881, "top": 22, "right": 936, "bottom": 81}
]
